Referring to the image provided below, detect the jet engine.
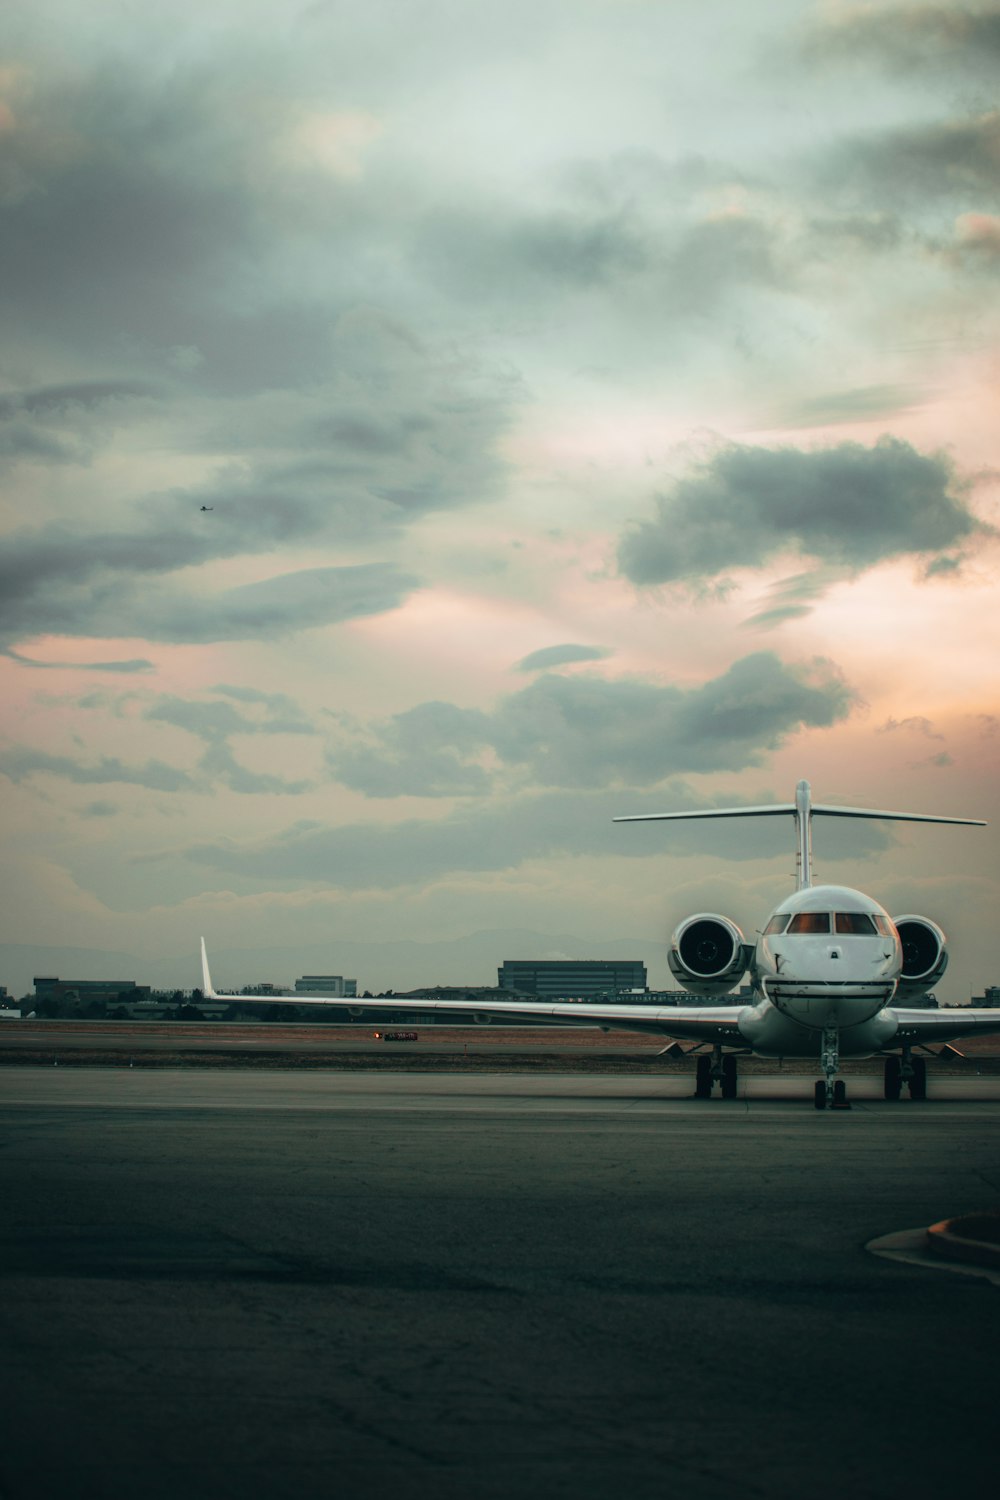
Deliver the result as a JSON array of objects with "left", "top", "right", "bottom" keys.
[
  {"left": 892, "top": 914, "right": 948, "bottom": 1001},
  {"left": 668, "top": 913, "right": 749, "bottom": 997}
]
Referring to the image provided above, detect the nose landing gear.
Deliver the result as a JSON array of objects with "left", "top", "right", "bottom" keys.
[{"left": 815, "top": 1026, "right": 851, "bottom": 1110}]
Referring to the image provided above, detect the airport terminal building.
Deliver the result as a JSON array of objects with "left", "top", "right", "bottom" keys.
[{"left": 497, "top": 959, "right": 647, "bottom": 998}]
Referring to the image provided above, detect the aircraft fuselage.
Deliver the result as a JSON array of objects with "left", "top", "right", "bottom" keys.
[{"left": 739, "top": 882, "right": 901, "bottom": 1056}]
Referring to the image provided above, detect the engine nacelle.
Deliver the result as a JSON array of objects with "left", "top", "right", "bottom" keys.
[
  {"left": 668, "top": 913, "right": 749, "bottom": 998},
  {"left": 892, "top": 914, "right": 948, "bottom": 1001}
]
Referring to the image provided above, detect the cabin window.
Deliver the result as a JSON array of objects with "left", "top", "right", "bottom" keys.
[
  {"left": 764, "top": 914, "right": 790, "bottom": 934},
  {"left": 787, "top": 912, "right": 831, "bottom": 934},
  {"left": 834, "top": 912, "right": 877, "bottom": 935}
]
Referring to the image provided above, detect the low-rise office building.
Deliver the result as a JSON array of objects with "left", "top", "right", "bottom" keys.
[
  {"left": 294, "top": 975, "right": 358, "bottom": 997},
  {"left": 497, "top": 960, "right": 647, "bottom": 998}
]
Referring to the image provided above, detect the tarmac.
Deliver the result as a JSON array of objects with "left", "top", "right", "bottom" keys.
[{"left": 2, "top": 1066, "right": 999, "bottom": 1500}]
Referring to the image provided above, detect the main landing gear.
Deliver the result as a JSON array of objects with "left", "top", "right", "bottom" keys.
[
  {"left": 694, "top": 1048, "right": 739, "bottom": 1100},
  {"left": 883, "top": 1050, "right": 927, "bottom": 1101},
  {"left": 814, "top": 1026, "right": 851, "bottom": 1110}
]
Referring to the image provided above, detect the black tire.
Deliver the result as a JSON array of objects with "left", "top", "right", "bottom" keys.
[
  {"left": 814, "top": 1080, "right": 826, "bottom": 1110},
  {"left": 909, "top": 1056, "right": 927, "bottom": 1101},
  {"left": 721, "top": 1054, "right": 738, "bottom": 1100},
  {"left": 694, "top": 1054, "right": 713, "bottom": 1099},
  {"left": 832, "top": 1079, "right": 848, "bottom": 1109},
  {"left": 884, "top": 1055, "right": 902, "bottom": 1101}
]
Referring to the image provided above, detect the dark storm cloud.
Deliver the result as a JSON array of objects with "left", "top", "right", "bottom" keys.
[
  {"left": 182, "top": 779, "right": 892, "bottom": 891},
  {"left": 515, "top": 644, "right": 611, "bottom": 672},
  {"left": 617, "top": 436, "right": 982, "bottom": 588},
  {"left": 0, "top": 746, "right": 195, "bottom": 793},
  {"left": 326, "top": 654, "right": 857, "bottom": 797}
]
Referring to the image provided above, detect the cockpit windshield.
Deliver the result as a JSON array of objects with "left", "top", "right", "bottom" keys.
[
  {"left": 787, "top": 913, "right": 830, "bottom": 934},
  {"left": 834, "top": 912, "right": 877, "bottom": 934},
  {"left": 764, "top": 914, "right": 790, "bottom": 934},
  {"left": 781, "top": 911, "right": 882, "bottom": 935}
]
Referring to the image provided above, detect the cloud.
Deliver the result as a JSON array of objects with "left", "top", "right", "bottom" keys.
[
  {"left": 326, "top": 653, "right": 858, "bottom": 796},
  {"left": 822, "top": 112, "right": 1000, "bottom": 209},
  {"left": 137, "top": 565, "right": 420, "bottom": 644},
  {"left": 806, "top": 6, "right": 1000, "bottom": 73},
  {"left": 950, "top": 212, "right": 1000, "bottom": 270},
  {"left": 743, "top": 569, "right": 846, "bottom": 631},
  {"left": 417, "top": 194, "right": 781, "bottom": 318},
  {"left": 6, "top": 650, "right": 154, "bottom": 673},
  {"left": 82, "top": 800, "right": 119, "bottom": 818},
  {"left": 773, "top": 383, "right": 927, "bottom": 429},
  {"left": 879, "top": 716, "right": 945, "bottom": 741},
  {"left": 181, "top": 777, "right": 892, "bottom": 891},
  {"left": 617, "top": 436, "right": 984, "bottom": 588},
  {"left": 0, "top": 746, "right": 196, "bottom": 793},
  {"left": 0, "top": 527, "right": 419, "bottom": 647},
  {"left": 211, "top": 684, "right": 316, "bottom": 732},
  {"left": 195, "top": 741, "right": 311, "bottom": 797},
  {"left": 146, "top": 690, "right": 317, "bottom": 742},
  {"left": 515, "top": 644, "right": 611, "bottom": 672}
]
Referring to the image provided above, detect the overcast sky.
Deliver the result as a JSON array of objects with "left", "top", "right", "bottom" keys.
[{"left": 2, "top": 1, "right": 998, "bottom": 995}]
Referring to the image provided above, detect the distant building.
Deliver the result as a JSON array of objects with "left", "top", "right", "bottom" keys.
[
  {"left": 497, "top": 960, "right": 647, "bottom": 998},
  {"left": 971, "top": 987, "right": 1000, "bottom": 1007},
  {"left": 33, "top": 976, "right": 151, "bottom": 1014},
  {"left": 294, "top": 975, "right": 358, "bottom": 998}
]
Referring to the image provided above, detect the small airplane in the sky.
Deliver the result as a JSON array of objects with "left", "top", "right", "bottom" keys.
[
  {"left": 199, "top": 505, "right": 214, "bottom": 511},
  {"left": 200, "top": 780, "right": 996, "bottom": 1108}
]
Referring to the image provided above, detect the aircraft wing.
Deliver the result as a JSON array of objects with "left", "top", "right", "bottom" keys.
[
  {"left": 890, "top": 1006, "right": 1000, "bottom": 1046},
  {"left": 200, "top": 941, "right": 748, "bottom": 1042}
]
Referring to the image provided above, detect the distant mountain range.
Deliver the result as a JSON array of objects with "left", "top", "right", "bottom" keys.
[{"left": 0, "top": 930, "right": 673, "bottom": 999}]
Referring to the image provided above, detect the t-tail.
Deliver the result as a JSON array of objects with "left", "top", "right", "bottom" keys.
[{"left": 613, "top": 779, "right": 985, "bottom": 889}]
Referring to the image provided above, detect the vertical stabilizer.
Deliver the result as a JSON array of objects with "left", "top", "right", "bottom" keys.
[
  {"left": 795, "top": 779, "right": 813, "bottom": 890},
  {"left": 200, "top": 937, "right": 218, "bottom": 999}
]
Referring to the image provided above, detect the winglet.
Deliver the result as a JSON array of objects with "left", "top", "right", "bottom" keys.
[{"left": 200, "top": 937, "right": 218, "bottom": 999}]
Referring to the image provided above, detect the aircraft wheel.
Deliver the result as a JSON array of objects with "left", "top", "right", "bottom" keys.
[
  {"left": 908, "top": 1056, "right": 927, "bottom": 1101},
  {"left": 814, "top": 1080, "right": 826, "bottom": 1110},
  {"left": 832, "top": 1079, "right": 849, "bottom": 1110},
  {"left": 694, "top": 1055, "right": 713, "bottom": 1099},
  {"left": 883, "top": 1056, "right": 902, "bottom": 1101},
  {"left": 721, "top": 1054, "right": 738, "bottom": 1100}
]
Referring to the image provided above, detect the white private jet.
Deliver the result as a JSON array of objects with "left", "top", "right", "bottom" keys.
[{"left": 200, "top": 780, "right": 997, "bottom": 1109}]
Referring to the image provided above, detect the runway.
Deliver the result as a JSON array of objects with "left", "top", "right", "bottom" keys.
[
  {"left": 5, "top": 1066, "right": 1000, "bottom": 1107},
  {"left": 2, "top": 1070, "right": 999, "bottom": 1500}
]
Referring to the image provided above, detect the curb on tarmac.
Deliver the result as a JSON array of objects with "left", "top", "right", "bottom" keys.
[{"left": 925, "top": 1213, "right": 1000, "bottom": 1270}]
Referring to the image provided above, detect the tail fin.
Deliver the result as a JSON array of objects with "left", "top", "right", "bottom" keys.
[
  {"left": 614, "top": 779, "right": 985, "bottom": 891},
  {"left": 200, "top": 937, "right": 218, "bottom": 999}
]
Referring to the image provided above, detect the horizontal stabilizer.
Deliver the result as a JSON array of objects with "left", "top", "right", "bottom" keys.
[{"left": 614, "top": 804, "right": 985, "bottom": 826}]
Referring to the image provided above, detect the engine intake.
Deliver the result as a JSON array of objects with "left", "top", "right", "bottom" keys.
[
  {"left": 669, "top": 913, "right": 748, "bottom": 998},
  {"left": 892, "top": 914, "right": 948, "bottom": 1001}
]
